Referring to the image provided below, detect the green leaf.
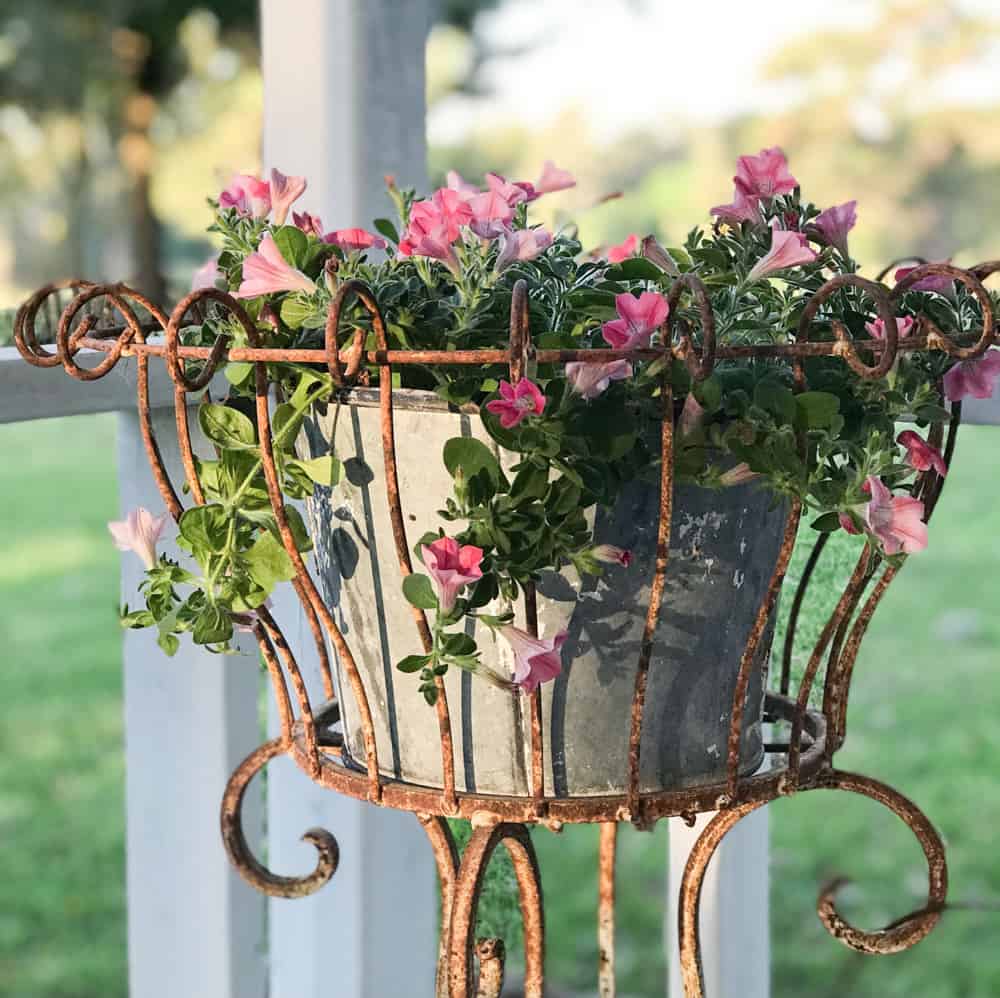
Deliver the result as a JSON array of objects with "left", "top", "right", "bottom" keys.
[
  {"left": 242, "top": 530, "right": 297, "bottom": 591},
  {"left": 192, "top": 604, "right": 233, "bottom": 645},
  {"left": 288, "top": 455, "right": 342, "bottom": 487},
  {"left": 402, "top": 573, "right": 438, "bottom": 610},
  {"left": 754, "top": 382, "right": 797, "bottom": 425},
  {"left": 178, "top": 504, "right": 230, "bottom": 553},
  {"left": 373, "top": 217, "right": 400, "bottom": 245},
  {"left": 199, "top": 403, "right": 257, "bottom": 450},
  {"left": 157, "top": 632, "right": 180, "bottom": 656},
  {"left": 271, "top": 402, "right": 305, "bottom": 445},
  {"left": 272, "top": 225, "right": 309, "bottom": 269},
  {"left": 510, "top": 463, "right": 549, "bottom": 501},
  {"left": 604, "top": 258, "right": 665, "bottom": 282},
  {"left": 442, "top": 632, "right": 477, "bottom": 657},
  {"left": 915, "top": 404, "right": 953, "bottom": 424},
  {"left": 224, "top": 361, "right": 254, "bottom": 387},
  {"left": 443, "top": 437, "right": 502, "bottom": 483},
  {"left": 810, "top": 512, "right": 843, "bottom": 532},
  {"left": 795, "top": 391, "right": 841, "bottom": 429},
  {"left": 397, "top": 653, "right": 432, "bottom": 673},
  {"left": 280, "top": 296, "right": 325, "bottom": 331}
]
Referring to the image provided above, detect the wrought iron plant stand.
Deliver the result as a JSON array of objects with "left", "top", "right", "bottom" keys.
[{"left": 13, "top": 260, "right": 996, "bottom": 997}]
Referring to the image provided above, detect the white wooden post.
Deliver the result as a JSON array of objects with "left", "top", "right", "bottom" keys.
[
  {"left": 666, "top": 809, "right": 770, "bottom": 998},
  {"left": 259, "top": 2, "right": 438, "bottom": 996},
  {"left": 118, "top": 406, "right": 267, "bottom": 998}
]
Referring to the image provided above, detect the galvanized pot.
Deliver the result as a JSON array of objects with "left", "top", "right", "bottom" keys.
[{"left": 302, "top": 389, "right": 786, "bottom": 798}]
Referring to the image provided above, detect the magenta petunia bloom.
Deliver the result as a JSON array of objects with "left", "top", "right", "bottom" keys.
[
  {"left": 499, "top": 624, "right": 567, "bottom": 693},
  {"left": 236, "top": 232, "right": 316, "bottom": 298},
  {"left": 812, "top": 200, "right": 857, "bottom": 257},
  {"left": 108, "top": 507, "right": 169, "bottom": 570},
  {"left": 859, "top": 475, "right": 927, "bottom": 555},
  {"left": 399, "top": 199, "right": 464, "bottom": 274},
  {"left": 485, "top": 379, "right": 546, "bottom": 429},
  {"left": 420, "top": 537, "right": 484, "bottom": 613},
  {"left": 943, "top": 349, "right": 1000, "bottom": 401},
  {"left": 865, "top": 315, "right": 915, "bottom": 341},
  {"left": 533, "top": 160, "right": 576, "bottom": 195},
  {"left": 565, "top": 359, "right": 632, "bottom": 400},
  {"left": 268, "top": 168, "right": 307, "bottom": 225},
  {"left": 746, "top": 221, "right": 818, "bottom": 283},
  {"left": 897, "top": 430, "right": 947, "bottom": 477},
  {"left": 607, "top": 233, "right": 639, "bottom": 263},
  {"left": 734, "top": 146, "right": 798, "bottom": 199},
  {"left": 219, "top": 173, "right": 271, "bottom": 219},
  {"left": 495, "top": 226, "right": 553, "bottom": 272},
  {"left": 894, "top": 262, "right": 954, "bottom": 294},
  {"left": 602, "top": 291, "right": 669, "bottom": 350},
  {"left": 325, "top": 228, "right": 388, "bottom": 253},
  {"left": 592, "top": 544, "right": 632, "bottom": 567}
]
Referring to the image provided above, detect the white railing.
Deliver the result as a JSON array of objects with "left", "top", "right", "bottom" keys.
[{"left": 4, "top": 1, "right": 998, "bottom": 994}]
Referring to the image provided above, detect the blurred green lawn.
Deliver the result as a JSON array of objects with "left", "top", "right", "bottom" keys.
[{"left": 2, "top": 415, "right": 998, "bottom": 997}]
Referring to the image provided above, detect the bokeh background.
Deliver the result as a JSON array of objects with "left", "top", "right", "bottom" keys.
[{"left": 2, "top": 2, "right": 999, "bottom": 995}]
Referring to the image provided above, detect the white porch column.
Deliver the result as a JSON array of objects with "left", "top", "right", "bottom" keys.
[{"left": 259, "top": 3, "right": 438, "bottom": 996}]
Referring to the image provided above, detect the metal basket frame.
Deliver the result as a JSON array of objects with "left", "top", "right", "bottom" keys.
[{"left": 14, "top": 258, "right": 998, "bottom": 997}]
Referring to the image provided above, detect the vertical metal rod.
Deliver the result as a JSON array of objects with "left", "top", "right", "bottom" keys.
[{"left": 597, "top": 822, "right": 618, "bottom": 997}]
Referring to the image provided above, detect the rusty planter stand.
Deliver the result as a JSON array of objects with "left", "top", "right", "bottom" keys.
[{"left": 15, "top": 260, "right": 997, "bottom": 997}]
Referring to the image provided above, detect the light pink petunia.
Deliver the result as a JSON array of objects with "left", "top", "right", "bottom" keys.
[
  {"left": 398, "top": 199, "right": 464, "bottom": 274},
  {"left": 592, "top": 544, "right": 632, "bottom": 567},
  {"left": 711, "top": 187, "right": 761, "bottom": 225},
  {"left": 894, "top": 262, "right": 954, "bottom": 294},
  {"left": 565, "top": 359, "right": 633, "bottom": 400},
  {"left": 865, "top": 315, "right": 915, "bottom": 341},
  {"left": 812, "top": 200, "right": 857, "bottom": 257},
  {"left": 943, "top": 349, "right": 1000, "bottom": 401},
  {"left": 235, "top": 232, "right": 316, "bottom": 298},
  {"left": 446, "top": 169, "right": 480, "bottom": 201},
  {"left": 678, "top": 393, "right": 706, "bottom": 438},
  {"left": 495, "top": 226, "right": 553, "bottom": 272},
  {"left": 485, "top": 379, "right": 546, "bottom": 429},
  {"left": 324, "top": 228, "right": 388, "bottom": 253},
  {"left": 108, "top": 507, "right": 169, "bottom": 570},
  {"left": 897, "top": 430, "right": 947, "bottom": 477},
  {"left": 746, "top": 221, "right": 818, "bottom": 283},
  {"left": 468, "top": 184, "right": 517, "bottom": 239},
  {"left": 734, "top": 146, "right": 798, "bottom": 199},
  {"left": 420, "top": 537, "right": 484, "bottom": 613},
  {"left": 641, "top": 236, "right": 680, "bottom": 275},
  {"left": 191, "top": 256, "right": 221, "bottom": 291},
  {"left": 268, "top": 168, "right": 307, "bottom": 225},
  {"left": 533, "top": 160, "right": 576, "bottom": 195},
  {"left": 293, "top": 210, "right": 325, "bottom": 238},
  {"left": 607, "top": 233, "right": 639, "bottom": 263},
  {"left": 499, "top": 624, "right": 567, "bottom": 693},
  {"left": 859, "top": 475, "right": 927, "bottom": 555},
  {"left": 219, "top": 173, "right": 271, "bottom": 219},
  {"left": 718, "top": 462, "right": 760, "bottom": 487},
  {"left": 601, "top": 291, "right": 669, "bottom": 350}
]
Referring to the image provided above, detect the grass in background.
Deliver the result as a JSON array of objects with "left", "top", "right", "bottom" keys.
[{"left": 1, "top": 418, "right": 998, "bottom": 997}]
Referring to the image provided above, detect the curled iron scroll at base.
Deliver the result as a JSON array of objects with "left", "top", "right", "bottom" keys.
[{"left": 220, "top": 739, "right": 340, "bottom": 899}]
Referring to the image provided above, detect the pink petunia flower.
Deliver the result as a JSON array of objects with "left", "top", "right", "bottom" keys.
[
  {"left": 812, "top": 200, "right": 857, "bottom": 257},
  {"left": 108, "top": 507, "right": 169, "bottom": 569},
  {"left": 858, "top": 475, "right": 927, "bottom": 555},
  {"left": 865, "top": 315, "right": 915, "bottom": 341},
  {"left": 607, "top": 233, "right": 639, "bottom": 263},
  {"left": 324, "top": 228, "right": 388, "bottom": 253},
  {"left": 399, "top": 199, "right": 464, "bottom": 275},
  {"left": 499, "top": 624, "right": 567, "bottom": 693},
  {"left": 219, "top": 173, "right": 271, "bottom": 219},
  {"left": 191, "top": 256, "right": 221, "bottom": 292},
  {"left": 468, "top": 188, "right": 516, "bottom": 239},
  {"left": 293, "top": 210, "right": 325, "bottom": 238},
  {"left": 565, "top": 359, "right": 632, "bottom": 400},
  {"left": 269, "top": 168, "right": 307, "bottom": 225},
  {"left": 495, "top": 226, "right": 553, "bottom": 272},
  {"left": 943, "top": 349, "right": 1000, "bottom": 401},
  {"left": 678, "top": 393, "right": 706, "bottom": 438},
  {"left": 894, "top": 262, "right": 954, "bottom": 294},
  {"left": 485, "top": 379, "right": 546, "bottom": 429},
  {"left": 733, "top": 146, "right": 798, "bottom": 200},
  {"left": 420, "top": 537, "right": 484, "bottom": 613},
  {"left": 446, "top": 170, "right": 480, "bottom": 201},
  {"left": 533, "top": 160, "right": 576, "bottom": 195},
  {"left": 601, "top": 291, "right": 669, "bottom": 350},
  {"left": 718, "top": 462, "right": 760, "bottom": 487},
  {"left": 897, "top": 430, "right": 947, "bottom": 477},
  {"left": 711, "top": 187, "right": 761, "bottom": 225},
  {"left": 746, "top": 221, "right": 818, "bottom": 283},
  {"left": 592, "top": 544, "right": 632, "bottom": 567},
  {"left": 235, "top": 232, "right": 316, "bottom": 298}
]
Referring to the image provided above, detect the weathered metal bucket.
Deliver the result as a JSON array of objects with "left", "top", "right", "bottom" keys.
[{"left": 302, "top": 389, "right": 786, "bottom": 798}]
